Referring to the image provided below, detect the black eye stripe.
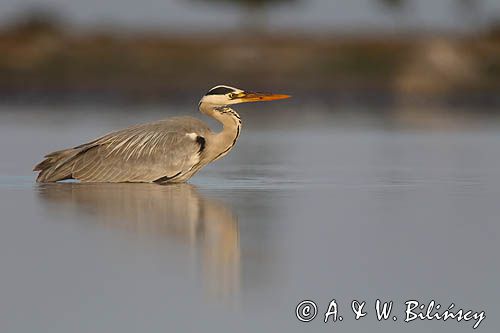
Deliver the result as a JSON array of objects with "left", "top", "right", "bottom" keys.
[{"left": 206, "top": 87, "right": 235, "bottom": 95}]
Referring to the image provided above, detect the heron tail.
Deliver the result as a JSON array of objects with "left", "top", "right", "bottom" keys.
[{"left": 34, "top": 148, "right": 82, "bottom": 182}]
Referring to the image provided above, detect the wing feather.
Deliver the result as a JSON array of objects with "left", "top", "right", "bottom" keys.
[{"left": 37, "top": 116, "right": 211, "bottom": 183}]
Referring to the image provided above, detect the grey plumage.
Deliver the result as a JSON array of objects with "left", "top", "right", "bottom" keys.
[{"left": 34, "top": 117, "right": 211, "bottom": 183}]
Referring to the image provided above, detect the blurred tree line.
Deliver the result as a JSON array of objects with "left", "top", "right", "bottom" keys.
[
  {"left": 197, "top": 0, "right": 483, "bottom": 31},
  {"left": 0, "top": 0, "right": 489, "bottom": 33},
  {"left": 193, "top": 0, "right": 297, "bottom": 31}
]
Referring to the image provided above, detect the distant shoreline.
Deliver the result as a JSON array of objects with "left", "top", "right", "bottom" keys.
[{"left": 1, "top": 24, "right": 499, "bottom": 109}]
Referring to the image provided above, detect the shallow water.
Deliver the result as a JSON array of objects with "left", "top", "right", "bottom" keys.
[{"left": 0, "top": 105, "right": 499, "bottom": 332}]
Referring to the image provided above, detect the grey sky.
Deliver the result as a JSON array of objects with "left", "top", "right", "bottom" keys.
[{"left": 0, "top": 0, "right": 499, "bottom": 33}]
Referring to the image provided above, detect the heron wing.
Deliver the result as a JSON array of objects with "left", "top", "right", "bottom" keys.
[{"left": 65, "top": 117, "right": 210, "bottom": 183}]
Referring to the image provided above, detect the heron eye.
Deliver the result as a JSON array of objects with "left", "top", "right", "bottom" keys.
[{"left": 229, "top": 93, "right": 237, "bottom": 99}]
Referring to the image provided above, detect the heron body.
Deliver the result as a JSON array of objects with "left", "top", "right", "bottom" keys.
[{"left": 34, "top": 85, "right": 290, "bottom": 184}]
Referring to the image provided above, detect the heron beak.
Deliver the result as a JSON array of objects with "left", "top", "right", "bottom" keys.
[{"left": 237, "top": 91, "right": 291, "bottom": 103}]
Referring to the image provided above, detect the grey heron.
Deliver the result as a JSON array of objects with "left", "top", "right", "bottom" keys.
[{"left": 34, "top": 85, "right": 290, "bottom": 184}]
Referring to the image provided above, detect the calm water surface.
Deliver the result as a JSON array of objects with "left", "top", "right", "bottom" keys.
[{"left": 0, "top": 106, "right": 499, "bottom": 332}]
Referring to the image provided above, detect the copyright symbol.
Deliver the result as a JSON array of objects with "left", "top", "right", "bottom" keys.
[{"left": 295, "top": 300, "right": 317, "bottom": 322}]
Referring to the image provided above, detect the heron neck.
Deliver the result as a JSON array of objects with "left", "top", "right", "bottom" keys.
[{"left": 199, "top": 103, "right": 241, "bottom": 160}]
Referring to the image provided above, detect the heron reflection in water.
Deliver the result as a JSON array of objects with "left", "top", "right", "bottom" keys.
[{"left": 37, "top": 183, "right": 240, "bottom": 296}]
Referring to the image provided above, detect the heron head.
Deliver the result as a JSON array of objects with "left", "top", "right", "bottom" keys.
[{"left": 200, "top": 85, "right": 290, "bottom": 106}]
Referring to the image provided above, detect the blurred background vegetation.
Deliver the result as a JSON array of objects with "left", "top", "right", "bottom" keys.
[{"left": 0, "top": 0, "right": 499, "bottom": 107}]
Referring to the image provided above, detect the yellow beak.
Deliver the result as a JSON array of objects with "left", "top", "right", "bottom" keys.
[{"left": 236, "top": 91, "right": 291, "bottom": 102}]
